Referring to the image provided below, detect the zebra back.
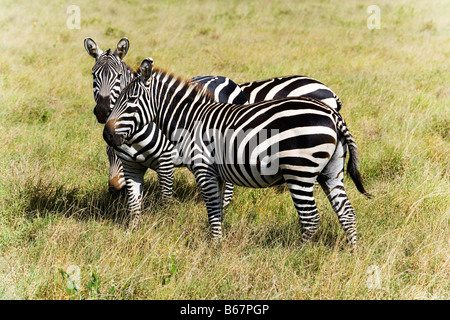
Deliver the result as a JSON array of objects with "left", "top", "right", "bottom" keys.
[
  {"left": 191, "top": 76, "right": 248, "bottom": 105},
  {"left": 239, "top": 75, "right": 342, "bottom": 111}
]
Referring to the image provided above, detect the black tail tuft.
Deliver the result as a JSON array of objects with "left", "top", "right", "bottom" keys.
[
  {"left": 347, "top": 143, "right": 372, "bottom": 199},
  {"left": 334, "top": 95, "right": 343, "bottom": 112},
  {"left": 335, "top": 116, "right": 372, "bottom": 199}
]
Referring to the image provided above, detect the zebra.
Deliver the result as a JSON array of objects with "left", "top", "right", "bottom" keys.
[
  {"left": 103, "top": 58, "right": 371, "bottom": 249},
  {"left": 84, "top": 39, "right": 343, "bottom": 197},
  {"left": 85, "top": 38, "right": 172, "bottom": 197},
  {"left": 101, "top": 77, "right": 243, "bottom": 205}
]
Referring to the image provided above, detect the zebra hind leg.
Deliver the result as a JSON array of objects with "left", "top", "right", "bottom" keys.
[
  {"left": 222, "top": 182, "right": 234, "bottom": 208},
  {"left": 285, "top": 180, "right": 320, "bottom": 244},
  {"left": 318, "top": 175, "right": 357, "bottom": 250},
  {"left": 317, "top": 139, "right": 358, "bottom": 250},
  {"left": 156, "top": 152, "right": 175, "bottom": 201}
]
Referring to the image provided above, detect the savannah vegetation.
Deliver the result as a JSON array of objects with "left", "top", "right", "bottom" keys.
[{"left": 0, "top": 0, "right": 448, "bottom": 299}]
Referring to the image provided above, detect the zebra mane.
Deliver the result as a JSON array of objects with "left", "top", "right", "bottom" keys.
[{"left": 148, "top": 67, "right": 215, "bottom": 102}]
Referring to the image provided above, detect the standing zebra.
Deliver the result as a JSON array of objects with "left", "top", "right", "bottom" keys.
[
  {"left": 85, "top": 38, "right": 174, "bottom": 198},
  {"left": 104, "top": 58, "right": 371, "bottom": 249},
  {"left": 85, "top": 39, "right": 344, "bottom": 219}
]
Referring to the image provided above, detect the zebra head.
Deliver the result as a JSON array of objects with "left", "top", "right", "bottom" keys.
[
  {"left": 106, "top": 145, "right": 126, "bottom": 194},
  {"left": 84, "top": 37, "right": 131, "bottom": 123},
  {"left": 104, "top": 58, "right": 155, "bottom": 148}
]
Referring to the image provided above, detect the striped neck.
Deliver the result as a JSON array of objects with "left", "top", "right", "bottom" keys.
[
  {"left": 149, "top": 69, "right": 215, "bottom": 138},
  {"left": 120, "top": 61, "right": 135, "bottom": 89}
]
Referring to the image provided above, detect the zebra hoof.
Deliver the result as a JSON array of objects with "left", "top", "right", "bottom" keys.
[{"left": 127, "top": 216, "right": 141, "bottom": 231}]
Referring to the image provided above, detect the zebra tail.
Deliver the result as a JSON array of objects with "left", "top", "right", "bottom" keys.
[
  {"left": 337, "top": 119, "right": 372, "bottom": 199},
  {"left": 335, "top": 95, "right": 343, "bottom": 112}
]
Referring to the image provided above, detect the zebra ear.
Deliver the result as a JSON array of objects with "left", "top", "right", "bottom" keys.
[
  {"left": 140, "top": 58, "right": 154, "bottom": 83},
  {"left": 115, "top": 38, "right": 129, "bottom": 59},
  {"left": 84, "top": 38, "right": 103, "bottom": 59}
]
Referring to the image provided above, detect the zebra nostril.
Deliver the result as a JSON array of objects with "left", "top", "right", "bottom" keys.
[
  {"left": 108, "top": 133, "right": 115, "bottom": 144},
  {"left": 95, "top": 95, "right": 111, "bottom": 123},
  {"left": 103, "top": 127, "right": 113, "bottom": 145}
]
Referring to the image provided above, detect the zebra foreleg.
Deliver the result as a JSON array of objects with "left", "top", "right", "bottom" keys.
[
  {"left": 155, "top": 152, "right": 175, "bottom": 201},
  {"left": 122, "top": 163, "right": 147, "bottom": 230},
  {"left": 194, "top": 169, "right": 224, "bottom": 240}
]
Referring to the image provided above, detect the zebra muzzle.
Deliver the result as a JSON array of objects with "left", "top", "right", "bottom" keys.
[
  {"left": 103, "top": 121, "right": 125, "bottom": 147},
  {"left": 94, "top": 95, "right": 111, "bottom": 124}
]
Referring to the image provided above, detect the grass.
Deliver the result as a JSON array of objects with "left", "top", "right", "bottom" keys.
[{"left": 0, "top": 0, "right": 449, "bottom": 299}]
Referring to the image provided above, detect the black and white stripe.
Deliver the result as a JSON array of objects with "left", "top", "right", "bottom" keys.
[
  {"left": 102, "top": 72, "right": 342, "bottom": 196},
  {"left": 239, "top": 75, "right": 342, "bottom": 111},
  {"left": 192, "top": 76, "right": 249, "bottom": 105},
  {"left": 102, "top": 75, "right": 244, "bottom": 205},
  {"left": 104, "top": 58, "right": 371, "bottom": 249},
  {"left": 86, "top": 39, "right": 346, "bottom": 230}
]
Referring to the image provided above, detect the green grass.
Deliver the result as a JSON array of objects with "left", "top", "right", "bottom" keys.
[{"left": 0, "top": 0, "right": 448, "bottom": 299}]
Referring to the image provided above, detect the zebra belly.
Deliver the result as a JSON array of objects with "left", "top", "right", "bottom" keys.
[
  {"left": 211, "top": 126, "right": 336, "bottom": 188},
  {"left": 217, "top": 162, "right": 284, "bottom": 188}
]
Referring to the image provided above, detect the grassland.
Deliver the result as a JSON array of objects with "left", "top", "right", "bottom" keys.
[{"left": 0, "top": 0, "right": 448, "bottom": 300}]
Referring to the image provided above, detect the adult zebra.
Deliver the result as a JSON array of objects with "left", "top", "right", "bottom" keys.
[
  {"left": 104, "top": 58, "right": 371, "bottom": 249},
  {"left": 86, "top": 37, "right": 171, "bottom": 199}
]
